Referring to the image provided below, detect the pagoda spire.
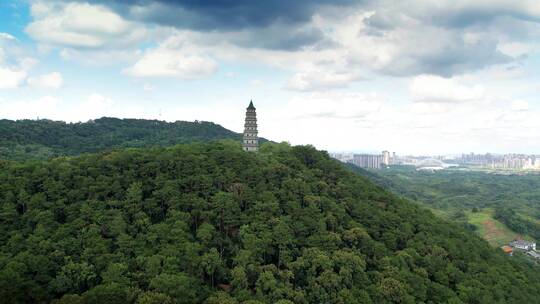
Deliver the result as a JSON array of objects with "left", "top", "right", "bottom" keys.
[{"left": 242, "top": 100, "right": 259, "bottom": 152}]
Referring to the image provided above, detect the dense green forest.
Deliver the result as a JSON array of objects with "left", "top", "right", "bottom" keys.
[
  {"left": 352, "top": 165, "right": 540, "bottom": 246},
  {"left": 0, "top": 118, "right": 248, "bottom": 161},
  {"left": 1, "top": 142, "right": 540, "bottom": 303}
]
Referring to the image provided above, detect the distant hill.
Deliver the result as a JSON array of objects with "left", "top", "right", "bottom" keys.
[
  {"left": 0, "top": 117, "right": 260, "bottom": 161},
  {"left": 1, "top": 142, "right": 539, "bottom": 303}
]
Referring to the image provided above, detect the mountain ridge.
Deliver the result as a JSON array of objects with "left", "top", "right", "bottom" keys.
[{"left": 0, "top": 117, "right": 269, "bottom": 161}]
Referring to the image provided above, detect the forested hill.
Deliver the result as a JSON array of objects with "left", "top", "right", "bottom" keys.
[
  {"left": 1, "top": 142, "right": 539, "bottom": 303},
  {"left": 0, "top": 117, "right": 245, "bottom": 161}
]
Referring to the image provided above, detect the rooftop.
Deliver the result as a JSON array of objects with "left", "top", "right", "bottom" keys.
[
  {"left": 510, "top": 240, "right": 536, "bottom": 246},
  {"left": 501, "top": 246, "right": 513, "bottom": 254}
]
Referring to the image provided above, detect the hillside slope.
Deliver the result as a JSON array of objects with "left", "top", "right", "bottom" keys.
[
  {"left": 1, "top": 142, "right": 539, "bottom": 303},
  {"left": 349, "top": 165, "right": 540, "bottom": 246},
  {"left": 0, "top": 117, "right": 244, "bottom": 161}
]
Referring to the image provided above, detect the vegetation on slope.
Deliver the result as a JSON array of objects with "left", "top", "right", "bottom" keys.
[
  {"left": 1, "top": 142, "right": 539, "bottom": 303},
  {"left": 350, "top": 165, "right": 540, "bottom": 246},
  {"left": 467, "top": 209, "right": 520, "bottom": 246},
  {"left": 0, "top": 117, "right": 244, "bottom": 161}
]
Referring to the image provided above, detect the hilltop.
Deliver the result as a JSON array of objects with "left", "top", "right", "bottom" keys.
[
  {"left": 0, "top": 117, "right": 246, "bottom": 161},
  {"left": 0, "top": 142, "right": 539, "bottom": 303}
]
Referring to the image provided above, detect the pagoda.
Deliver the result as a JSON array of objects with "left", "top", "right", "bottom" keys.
[{"left": 242, "top": 100, "right": 259, "bottom": 152}]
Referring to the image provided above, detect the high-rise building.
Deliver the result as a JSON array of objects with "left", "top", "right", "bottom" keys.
[
  {"left": 382, "top": 151, "right": 390, "bottom": 166},
  {"left": 350, "top": 154, "right": 384, "bottom": 169},
  {"left": 242, "top": 100, "right": 259, "bottom": 152}
]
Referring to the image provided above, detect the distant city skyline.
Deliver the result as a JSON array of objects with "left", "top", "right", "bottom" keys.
[
  {"left": 329, "top": 150, "right": 540, "bottom": 157},
  {"left": 1, "top": 1, "right": 540, "bottom": 154},
  {"left": 332, "top": 150, "right": 540, "bottom": 171}
]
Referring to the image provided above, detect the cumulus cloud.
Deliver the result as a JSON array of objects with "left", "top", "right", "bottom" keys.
[
  {"left": 384, "top": 0, "right": 540, "bottom": 29},
  {"left": 26, "top": 1, "right": 149, "bottom": 49},
  {"left": 0, "top": 67, "right": 27, "bottom": 89},
  {"left": 336, "top": 12, "right": 511, "bottom": 76},
  {"left": 72, "top": 0, "right": 540, "bottom": 78},
  {"left": 124, "top": 48, "right": 217, "bottom": 79},
  {"left": 349, "top": 0, "right": 540, "bottom": 76},
  {"left": 27, "top": 72, "right": 64, "bottom": 89},
  {"left": 91, "top": 0, "right": 357, "bottom": 31},
  {"left": 410, "top": 74, "right": 485, "bottom": 103},
  {"left": 0, "top": 35, "right": 64, "bottom": 90},
  {"left": 285, "top": 70, "right": 363, "bottom": 91},
  {"left": 9, "top": 0, "right": 540, "bottom": 154},
  {"left": 0, "top": 58, "right": 38, "bottom": 89},
  {"left": 0, "top": 33, "right": 16, "bottom": 41},
  {"left": 0, "top": 33, "right": 33, "bottom": 89},
  {"left": 59, "top": 48, "right": 143, "bottom": 66},
  {"left": 23, "top": 0, "right": 540, "bottom": 81},
  {"left": 122, "top": 32, "right": 218, "bottom": 79}
]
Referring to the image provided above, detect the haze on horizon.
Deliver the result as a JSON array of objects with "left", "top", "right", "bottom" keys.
[{"left": 1, "top": 0, "right": 540, "bottom": 155}]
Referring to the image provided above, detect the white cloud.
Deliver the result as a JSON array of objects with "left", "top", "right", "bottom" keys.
[
  {"left": 497, "top": 42, "right": 534, "bottom": 58},
  {"left": 0, "top": 93, "right": 150, "bottom": 122},
  {"left": 410, "top": 102, "right": 450, "bottom": 114},
  {"left": 511, "top": 99, "right": 529, "bottom": 111},
  {"left": 79, "top": 93, "right": 114, "bottom": 116},
  {"left": 410, "top": 74, "right": 485, "bottom": 103},
  {"left": 285, "top": 70, "right": 362, "bottom": 91},
  {"left": 250, "top": 79, "right": 263, "bottom": 86},
  {"left": 5, "top": 0, "right": 540, "bottom": 155},
  {"left": 124, "top": 35, "right": 218, "bottom": 79},
  {"left": 26, "top": 1, "right": 149, "bottom": 49},
  {"left": 0, "top": 67, "right": 27, "bottom": 89},
  {"left": 27, "top": 72, "right": 63, "bottom": 89},
  {"left": 0, "top": 33, "right": 16, "bottom": 41},
  {"left": 0, "top": 96, "right": 60, "bottom": 119},
  {"left": 286, "top": 92, "right": 382, "bottom": 119},
  {"left": 143, "top": 83, "right": 155, "bottom": 91},
  {"left": 58, "top": 48, "right": 146, "bottom": 67},
  {"left": 125, "top": 48, "right": 217, "bottom": 78},
  {"left": 0, "top": 31, "right": 38, "bottom": 89}
]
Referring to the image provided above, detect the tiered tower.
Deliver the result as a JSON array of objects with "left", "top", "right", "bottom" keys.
[{"left": 242, "top": 100, "right": 259, "bottom": 152}]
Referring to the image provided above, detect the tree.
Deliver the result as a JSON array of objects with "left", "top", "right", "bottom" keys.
[
  {"left": 51, "top": 261, "right": 97, "bottom": 294},
  {"left": 80, "top": 283, "right": 134, "bottom": 304},
  {"left": 200, "top": 248, "right": 222, "bottom": 287},
  {"left": 149, "top": 273, "right": 200, "bottom": 304},
  {"left": 136, "top": 291, "right": 173, "bottom": 304},
  {"left": 204, "top": 291, "right": 238, "bottom": 304}
]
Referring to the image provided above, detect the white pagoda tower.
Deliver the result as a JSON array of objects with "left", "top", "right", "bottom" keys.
[{"left": 242, "top": 100, "right": 259, "bottom": 152}]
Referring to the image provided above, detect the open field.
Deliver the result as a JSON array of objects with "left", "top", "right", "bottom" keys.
[{"left": 467, "top": 209, "right": 521, "bottom": 247}]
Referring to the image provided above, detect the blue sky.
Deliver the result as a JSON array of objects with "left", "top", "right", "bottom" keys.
[{"left": 1, "top": 0, "right": 540, "bottom": 155}]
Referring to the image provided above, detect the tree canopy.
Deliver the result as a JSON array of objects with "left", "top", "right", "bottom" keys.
[
  {"left": 0, "top": 117, "right": 247, "bottom": 161},
  {"left": 1, "top": 142, "right": 539, "bottom": 303}
]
